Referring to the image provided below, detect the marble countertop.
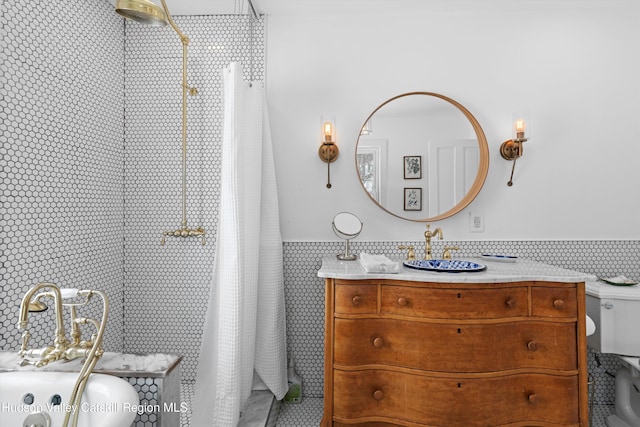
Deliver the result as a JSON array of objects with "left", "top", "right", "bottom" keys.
[
  {"left": 0, "top": 351, "right": 181, "bottom": 377},
  {"left": 318, "top": 256, "right": 596, "bottom": 283}
]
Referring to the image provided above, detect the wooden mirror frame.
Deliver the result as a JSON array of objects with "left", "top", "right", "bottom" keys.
[{"left": 355, "top": 92, "right": 489, "bottom": 222}]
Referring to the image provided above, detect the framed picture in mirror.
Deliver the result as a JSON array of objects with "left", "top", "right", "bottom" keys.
[
  {"left": 404, "top": 155, "right": 422, "bottom": 179},
  {"left": 404, "top": 188, "right": 422, "bottom": 211}
]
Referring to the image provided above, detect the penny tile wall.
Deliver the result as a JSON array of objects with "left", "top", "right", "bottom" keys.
[
  {"left": 1, "top": 0, "right": 125, "bottom": 351},
  {"left": 0, "top": 0, "right": 264, "bottom": 382}
]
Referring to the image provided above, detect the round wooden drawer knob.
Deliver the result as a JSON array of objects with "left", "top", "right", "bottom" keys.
[
  {"left": 397, "top": 297, "right": 408, "bottom": 306},
  {"left": 373, "top": 337, "right": 385, "bottom": 348},
  {"left": 553, "top": 299, "right": 565, "bottom": 309},
  {"left": 373, "top": 390, "right": 385, "bottom": 401},
  {"left": 505, "top": 297, "right": 516, "bottom": 308},
  {"left": 527, "top": 340, "right": 538, "bottom": 351},
  {"left": 352, "top": 295, "right": 362, "bottom": 306},
  {"left": 528, "top": 393, "right": 538, "bottom": 404}
]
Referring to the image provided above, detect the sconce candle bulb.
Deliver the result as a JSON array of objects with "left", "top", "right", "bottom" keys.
[
  {"left": 515, "top": 119, "right": 526, "bottom": 140},
  {"left": 323, "top": 122, "right": 334, "bottom": 142},
  {"left": 318, "top": 116, "right": 339, "bottom": 188}
]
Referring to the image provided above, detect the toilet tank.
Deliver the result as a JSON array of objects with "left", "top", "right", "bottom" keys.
[{"left": 586, "top": 280, "right": 640, "bottom": 357}]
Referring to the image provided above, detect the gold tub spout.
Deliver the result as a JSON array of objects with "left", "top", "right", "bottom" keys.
[{"left": 18, "top": 282, "right": 68, "bottom": 364}]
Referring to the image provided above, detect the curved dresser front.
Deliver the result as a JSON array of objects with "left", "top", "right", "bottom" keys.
[{"left": 319, "top": 258, "right": 592, "bottom": 427}]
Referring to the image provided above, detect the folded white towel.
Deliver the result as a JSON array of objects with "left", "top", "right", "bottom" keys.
[{"left": 359, "top": 253, "right": 401, "bottom": 274}]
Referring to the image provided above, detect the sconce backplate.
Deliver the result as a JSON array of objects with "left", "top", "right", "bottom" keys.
[
  {"left": 500, "top": 139, "right": 522, "bottom": 160},
  {"left": 319, "top": 143, "right": 339, "bottom": 163}
]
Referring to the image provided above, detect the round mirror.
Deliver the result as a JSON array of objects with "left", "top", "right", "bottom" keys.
[
  {"left": 332, "top": 212, "right": 362, "bottom": 261},
  {"left": 356, "top": 92, "right": 489, "bottom": 221}
]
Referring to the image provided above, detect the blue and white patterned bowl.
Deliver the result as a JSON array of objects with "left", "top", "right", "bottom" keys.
[{"left": 403, "top": 259, "right": 487, "bottom": 272}]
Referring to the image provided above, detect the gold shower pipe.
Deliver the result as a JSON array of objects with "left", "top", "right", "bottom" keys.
[
  {"left": 164, "top": 0, "right": 193, "bottom": 229},
  {"left": 158, "top": 0, "right": 205, "bottom": 245},
  {"left": 116, "top": 0, "right": 205, "bottom": 245}
]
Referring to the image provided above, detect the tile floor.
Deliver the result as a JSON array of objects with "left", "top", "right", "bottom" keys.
[
  {"left": 273, "top": 398, "right": 323, "bottom": 426},
  {"left": 591, "top": 405, "right": 616, "bottom": 426},
  {"left": 181, "top": 383, "right": 615, "bottom": 426}
]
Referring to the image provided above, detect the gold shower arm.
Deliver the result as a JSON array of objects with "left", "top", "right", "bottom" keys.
[{"left": 160, "top": 0, "right": 187, "bottom": 44}]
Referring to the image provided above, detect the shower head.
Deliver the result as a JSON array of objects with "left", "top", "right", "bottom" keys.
[{"left": 115, "top": 0, "right": 167, "bottom": 26}]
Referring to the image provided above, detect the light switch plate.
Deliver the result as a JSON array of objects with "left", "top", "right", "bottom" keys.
[{"left": 470, "top": 212, "right": 484, "bottom": 232}]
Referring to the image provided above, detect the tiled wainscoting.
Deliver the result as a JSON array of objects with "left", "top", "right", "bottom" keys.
[{"left": 282, "top": 240, "right": 639, "bottom": 405}]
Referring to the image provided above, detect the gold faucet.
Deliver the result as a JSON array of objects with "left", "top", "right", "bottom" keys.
[
  {"left": 398, "top": 245, "right": 416, "bottom": 260},
  {"left": 442, "top": 245, "right": 460, "bottom": 260},
  {"left": 18, "top": 283, "right": 68, "bottom": 367},
  {"left": 18, "top": 284, "right": 108, "bottom": 368},
  {"left": 424, "top": 224, "right": 443, "bottom": 260},
  {"left": 17, "top": 283, "right": 110, "bottom": 427}
]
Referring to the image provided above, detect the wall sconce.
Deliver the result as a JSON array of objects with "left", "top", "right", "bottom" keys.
[
  {"left": 500, "top": 111, "right": 530, "bottom": 187},
  {"left": 318, "top": 115, "right": 339, "bottom": 189}
]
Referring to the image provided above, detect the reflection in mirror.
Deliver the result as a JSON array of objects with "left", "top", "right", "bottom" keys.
[
  {"left": 356, "top": 92, "right": 489, "bottom": 222},
  {"left": 332, "top": 212, "right": 362, "bottom": 261}
]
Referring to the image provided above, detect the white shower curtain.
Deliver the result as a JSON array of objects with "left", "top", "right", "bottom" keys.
[{"left": 191, "top": 62, "right": 288, "bottom": 427}]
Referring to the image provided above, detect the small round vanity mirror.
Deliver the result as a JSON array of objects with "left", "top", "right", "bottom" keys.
[
  {"left": 356, "top": 92, "right": 489, "bottom": 221},
  {"left": 332, "top": 212, "right": 363, "bottom": 261}
]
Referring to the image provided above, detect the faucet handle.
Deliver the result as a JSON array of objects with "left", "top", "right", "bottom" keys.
[
  {"left": 398, "top": 245, "right": 416, "bottom": 261},
  {"left": 442, "top": 246, "right": 460, "bottom": 260}
]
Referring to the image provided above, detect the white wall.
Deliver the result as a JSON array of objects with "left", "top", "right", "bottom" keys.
[{"left": 264, "top": 0, "right": 640, "bottom": 242}]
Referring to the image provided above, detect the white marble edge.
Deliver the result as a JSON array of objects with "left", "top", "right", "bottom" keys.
[
  {"left": 0, "top": 351, "right": 182, "bottom": 377},
  {"left": 317, "top": 256, "right": 596, "bottom": 283}
]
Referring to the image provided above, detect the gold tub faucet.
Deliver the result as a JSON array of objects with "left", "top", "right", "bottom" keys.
[
  {"left": 18, "top": 283, "right": 68, "bottom": 366},
  {"left": 424, "top": 224, "right": 443, "bottom": 260}
]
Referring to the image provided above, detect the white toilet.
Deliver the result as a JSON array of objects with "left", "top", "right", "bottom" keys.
[{"left": 586, "top": 280, "right": 640, "bottom": 427}]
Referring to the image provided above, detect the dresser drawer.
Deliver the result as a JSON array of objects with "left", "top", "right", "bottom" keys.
[
  {"left": 532, "top": 287, "right": 578, "bottom": 317},
  {"left": 380, "top": 285, "right": 528, "bottom": 319},
  {"left": 332, "top": 423, "right": 397, "bottom": 427},
  {"left": 335, "top": 283, "right": 377, "bottom": 314},
  {"left": 333, "top": 369, "right": 579, "bottom": 426},
  {"left": 334, "top": 318, "right": 577, "bottom": 372}
]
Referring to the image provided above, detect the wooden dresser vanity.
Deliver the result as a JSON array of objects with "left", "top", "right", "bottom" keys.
[{"left": 318, "top": 257, "right": 594, "bottom": 427}]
